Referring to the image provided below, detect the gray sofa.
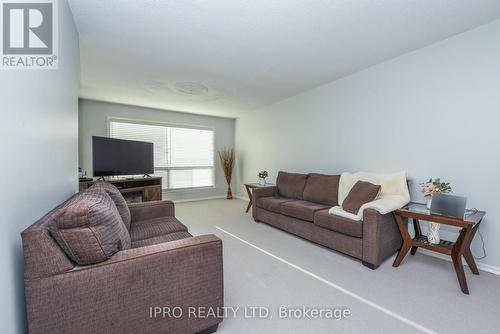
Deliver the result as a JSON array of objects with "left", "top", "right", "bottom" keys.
[
  {"left": 253, "top": 171, "right": 402, "bottom": 269},
  {"left": 22, "top": 182, "right": 223, "bottom": 334}
]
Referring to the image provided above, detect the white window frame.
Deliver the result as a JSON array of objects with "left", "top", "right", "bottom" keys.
[{"left": 107, "top": 117, "right": 216, "bottom": 192}]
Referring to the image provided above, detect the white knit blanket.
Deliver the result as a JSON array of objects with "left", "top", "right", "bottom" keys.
[{"left": 329, "top": 171, "right": 410, "bottom": 221}]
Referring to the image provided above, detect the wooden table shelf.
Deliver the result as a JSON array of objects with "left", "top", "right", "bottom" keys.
[{"left": 413, "top": 235, "right": 454, "bottom": 255}]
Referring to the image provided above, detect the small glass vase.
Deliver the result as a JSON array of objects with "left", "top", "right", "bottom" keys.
[
  {"left": 426, "top": 197, "right": 432, "bottom": 210},
  {"left": 259, "top": 178, "right": 266, "bottom": 186}
]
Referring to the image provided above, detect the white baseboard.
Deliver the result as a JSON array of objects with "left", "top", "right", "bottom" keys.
[
  {"left": 418, "top": 249, "right": 500, "bottom": 276},
  {"left": 171, "top": 195, "right": 226, "bottom": 203},
  {"left": 174, "top": 195, "right": 248, "bottom": 203}
]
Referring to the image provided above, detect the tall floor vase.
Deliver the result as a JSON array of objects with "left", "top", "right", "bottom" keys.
[
  {"left": 226, "top": 185, "right": 233, "bottom": 199},
  {"left": 219, "top": 148, "right": 235, "bottom": 200}
]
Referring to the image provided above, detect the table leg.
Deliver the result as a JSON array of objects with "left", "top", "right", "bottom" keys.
[
  {"left": 245, "top": 186, "right": 253, "bottom": 213},
  {"left": 411, "top": 218, "right": 421, "bottom": 255},
  {"left": 246, "top": 201, "right": 252, "bottom": 213},
  {"left": 463, "top": 248, "right": 479, "bottom": 275},
  {"left": 393, "top": 214, "right": 412, "bottom": 267},
  {"left": 451, "top": 254, "right": 468, "bottom": 295},
  {"left": 463, "top": 221, "right": 481, "bottom": 275},
  {"left": 451, "top": 227, "right": 473, "bottom": 294}
]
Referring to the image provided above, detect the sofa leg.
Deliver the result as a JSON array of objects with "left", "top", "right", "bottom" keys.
[
  {"left": 197, "top": 324, "right": 219, "bottom": 334},
  {"left": 254, "top": 218, "right": 260, "bottom": 223},
  {"left": 362, "top": 261, "right": 378, "bottom": 270}
]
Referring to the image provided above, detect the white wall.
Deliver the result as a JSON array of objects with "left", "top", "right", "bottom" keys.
[
  {"left": 79, "top": 99, "right": 236, "bottom": 202},
  {"left": 236, "top": 19, "right": 500, "bottom": 269},
  {"left": 0, "top": 1, "right": 79, "bottom": 333}
]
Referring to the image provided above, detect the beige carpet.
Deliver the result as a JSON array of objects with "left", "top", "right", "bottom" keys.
[{"left": 175, "top": 198, "right": 500, "bottom": 334}]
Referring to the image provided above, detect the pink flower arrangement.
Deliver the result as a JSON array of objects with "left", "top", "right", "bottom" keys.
[
  {"left": 422, "top": 183, "right": 437, "bottom": 197},
  {"left": 420, "top": 178, "right": 452, "bottom": 197}
]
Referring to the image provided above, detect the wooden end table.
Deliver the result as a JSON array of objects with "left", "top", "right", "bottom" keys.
[
  {"left": 393, "top": 202, "right": 485, "bottom": 294},
  {"left": 244, "top": 183, "right": 275, "bottom": 213}
]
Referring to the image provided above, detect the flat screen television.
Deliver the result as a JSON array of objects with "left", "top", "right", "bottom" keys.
[{"left": 92, "top": 136, "right": 154, "bottom": 177}]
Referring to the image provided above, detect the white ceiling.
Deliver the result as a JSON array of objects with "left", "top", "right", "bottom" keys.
[{"left": 68, "top": 0, "right": 500, "bottom": 118}]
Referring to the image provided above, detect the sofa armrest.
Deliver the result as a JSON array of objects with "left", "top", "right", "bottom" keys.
[
  {"left": 362, "top": 208, "right": 402, "bottom": 269},
  {"left": 24, "top": 235, "right": 223, "bottom": 334},
  {"left": 89, "top": 234, "right": 219, "bottom": 267},
  {"left": 252, "top": 186, "right": 278, "bottom": 218},
  {"left": 252, "top": 186, "right": 278, "bottom": 202},
  {"left": 128, "top": 200, "right": 175, "bottom": 222}
]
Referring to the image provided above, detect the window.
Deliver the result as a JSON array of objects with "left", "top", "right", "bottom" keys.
[{"left": 109, "top": 119, "right": 214, "bottom": 190}]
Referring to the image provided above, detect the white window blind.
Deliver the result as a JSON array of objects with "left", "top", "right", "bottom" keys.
[
  {"left": 109, "top": 120, "right": 214, "bottom": 190},
  {"left": 168, "top": 127, "right": 214, "bottom": 167}
]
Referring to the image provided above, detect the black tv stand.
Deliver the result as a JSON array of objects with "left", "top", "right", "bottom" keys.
[
  {"left": 143, "top": 174, "right": 152, "bottom": 178},
  {"left": 79, "top": 176, "right": 162, "bottom": 203}
]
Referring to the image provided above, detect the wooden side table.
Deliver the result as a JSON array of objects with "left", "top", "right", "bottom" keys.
[
  {"left": 244, "top": 183, "right": 276, "bottom": 213},
  {"left": 393, "top": 203, "right": 485, "bottom": 294}
]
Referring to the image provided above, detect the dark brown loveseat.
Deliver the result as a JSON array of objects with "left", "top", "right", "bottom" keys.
[
  {"left": 22, "top": 183, "right": 223, "bottom": 334},
  {"left": 253, "top": 171, "right": 402, "bottom": 269}
]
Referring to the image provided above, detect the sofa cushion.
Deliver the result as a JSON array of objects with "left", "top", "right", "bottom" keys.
[
  {"left": 130, "top": 216, "right": 188, "bottom": 242},
  {"left": 342, "top": 181, "right": 381, "bottom": 214},
  {"left": 131, "top": 231, "right": 193, "bottom": 248},
  {"left": 256, "top": 196, "right": 296, "bottom": 214},
  {"left": 280, "top": 200, "right": 330, "bottom": 222},
  {"left": 276, "top": 171, "right": 308, "bottom": 199},
  {"left": 303, "top": 173, "right": 340, "bottom": 206},
  {"left": 49, "top": 191, "right": 131, "bottom": 265},
  {"left": 314, "top": 209, "right": 363, "bottom": 237},
  {"left": 89, "top": 182, "right": 131, "bottom": 230}
]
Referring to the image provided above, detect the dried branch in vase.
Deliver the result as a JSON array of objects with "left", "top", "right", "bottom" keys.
[{"left": 218, "top": 148, "right": 235, "bottom": 199}]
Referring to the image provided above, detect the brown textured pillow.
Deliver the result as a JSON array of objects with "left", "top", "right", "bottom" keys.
[
  {"left": 49, "top": 190, "right": 131, "bottom": 265},
  {"left": 342, "top": 181, "right": 381, "bottom": 214},
  {"left": 89, "top": 182, "right": 131, "bottom": 230}
]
